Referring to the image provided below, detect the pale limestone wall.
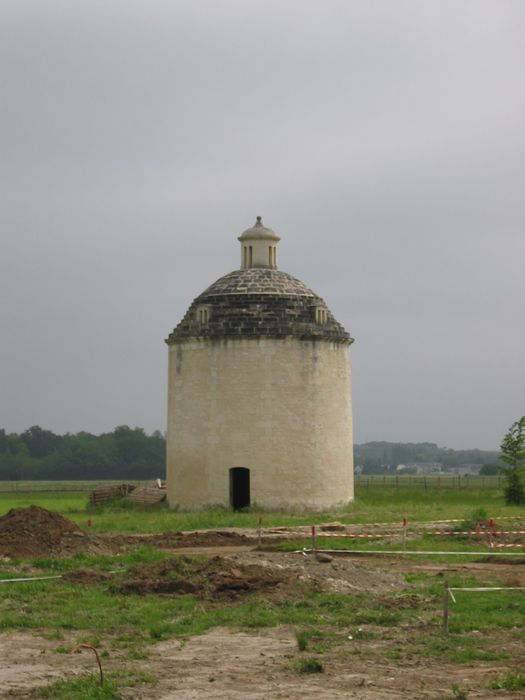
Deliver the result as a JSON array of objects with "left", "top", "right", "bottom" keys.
[{"left": 166, "top": 337, "right": 353, "bottom": 510}]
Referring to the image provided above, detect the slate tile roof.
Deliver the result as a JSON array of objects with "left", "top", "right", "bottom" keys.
[{"left": 166, "top": 268, "right": 352, "bottom": 344}]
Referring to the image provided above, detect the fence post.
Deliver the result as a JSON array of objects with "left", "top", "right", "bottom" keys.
[
  {"left": 311, "top": 525, "right": 317, "bottom": 554},
  {"left": 443, "top": 580, "right": 449, "bottom": 634}
]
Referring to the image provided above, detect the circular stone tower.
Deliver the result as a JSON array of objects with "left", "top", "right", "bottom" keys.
[{"left": 165, "top": 217, "right": 354, "bottom": 510}]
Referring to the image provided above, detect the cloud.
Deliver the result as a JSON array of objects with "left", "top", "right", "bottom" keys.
[{"left": 0, "top": 0, "right": 523, "bottom": 448}]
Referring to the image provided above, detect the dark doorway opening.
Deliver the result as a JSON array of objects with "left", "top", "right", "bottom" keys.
[{"left": 230, "top": 467, "right": 250, "bottom": 510}]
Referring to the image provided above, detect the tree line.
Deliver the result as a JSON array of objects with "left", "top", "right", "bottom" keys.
[
  {"left": 0, "top": 426, "right": 165, "bottom": 481},
  {"left": 0, "top": 425, "right": 506, "bottom": 482},
  {"left": 354, "top": 441, "right": 502, "bottom": 475}
]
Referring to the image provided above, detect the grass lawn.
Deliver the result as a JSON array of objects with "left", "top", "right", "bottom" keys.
[
  {"left": 1, "top": 547, "right": 523, "bottom": 650},
  {"left": 0, "top": 479, "right": 521, "bottom": 534}
]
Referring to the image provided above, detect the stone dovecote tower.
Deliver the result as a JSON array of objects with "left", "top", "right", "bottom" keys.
[{"left": 165, "top": 217, "right": 354, "bottom": 510}]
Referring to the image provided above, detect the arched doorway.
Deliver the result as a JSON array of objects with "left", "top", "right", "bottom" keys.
[{"left": 229, "top": 467, "right": 250, "bottom": 510}]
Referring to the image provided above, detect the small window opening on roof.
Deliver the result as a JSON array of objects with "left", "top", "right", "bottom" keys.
[
  {"left": 243, "top": 246, "right": 248, "bottom": 268},
  {"left": 315, "top": 307, "right": 327, "bottom": 324},
  {"left": 197, "top": 306, "right": 209, "bottom": 324},
  {"left": 249, "top": 246, "right": 253, "bottom": 267}
]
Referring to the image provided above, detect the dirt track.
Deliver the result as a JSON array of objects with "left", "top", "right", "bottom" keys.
[
  {"left": 2, "top": 625, "right": 523, "bottom": 700},
  {"left": 131, "top": 626, "right": 524, "bottom": 700}
]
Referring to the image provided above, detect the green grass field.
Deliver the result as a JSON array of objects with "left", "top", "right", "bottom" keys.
[{"left": 0, "top": 477, "right": 520, "bottom": 533}]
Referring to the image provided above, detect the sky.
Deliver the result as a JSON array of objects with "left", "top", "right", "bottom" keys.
[{"left": 1, "top": 0, "right": 524, "bottom": 450}]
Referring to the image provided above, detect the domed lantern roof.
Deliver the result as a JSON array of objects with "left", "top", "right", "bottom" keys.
[
  {"left": 238, "top": 216, "right": 280, "bottom": 242},
  {"left": 166, "top": 218, "right": 353, "bottom": 345}
]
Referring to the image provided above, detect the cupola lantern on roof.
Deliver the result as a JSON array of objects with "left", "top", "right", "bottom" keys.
[
  {"left": 238, "top": 216, "right": 280, "bottom": 270},
  {"left": 165, "top": 216, "right": 354, "bottom": 510}
]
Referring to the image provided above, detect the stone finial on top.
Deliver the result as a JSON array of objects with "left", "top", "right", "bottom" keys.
[{"left": 238, "top": 216, "right": 280, "bottom": 242}]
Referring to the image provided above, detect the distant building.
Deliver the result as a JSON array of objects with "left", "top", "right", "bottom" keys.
[
  {"left": 397, "top": 463, "right": 443, "bottom": 474},
  {"left": 451, "top": 464, "right": 482, "bottom": 475},
  {"left": 165, "top": 217, "right": 354, "bottom": 509}
]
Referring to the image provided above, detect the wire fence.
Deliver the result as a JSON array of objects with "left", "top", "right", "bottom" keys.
[
  {"left": 443, "top": 581, "right": 525, "bottom": 633},
  {"left": 355, "top": 474, "right": 503, "bottom": 490},
  {"left": 0, "top": 475, "right": 505, "bottom": 494},
  {"left": 0, "top": 480, "right": 151, "bottom": 494}
]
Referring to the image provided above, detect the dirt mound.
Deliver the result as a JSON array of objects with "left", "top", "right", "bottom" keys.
[
  {"left": 226, "top": 550, "right": 408, "bottom": 596},
  {"left": 175, "top": 530, "right": 252, "bottom": 547},
  {"left": 62, "top": 569, "right": 114, "bottom": 584},
  {"left": 111, "top": 530, "right": 253, "bottom": 549},
  {"left": 0, "top": 506, "right": 110, "bottom": 558},
  {"left": 111, "top": 555, "right": 300, "bottom": 600}
]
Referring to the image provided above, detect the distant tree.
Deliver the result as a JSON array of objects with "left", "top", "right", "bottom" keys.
[
  {"left": 20, "top": 426, "right": 61, "bottom": 458},
  {"left": 479, "top": 464, "right": 500, "bottom": 476},
  {"left": 361, "top": 456, "right": 384, "bottom": 475},
  {"left": 391, "top": 444, "right": 411, "bottom": 464},
  {"left": 0, "top": 442, "right": 34, "bottom": 480},
  {"left": 500, "top": 417, "right": 525, "bottom": 505},
  {"left": 0, "top": 429, "right": 8, "bottom": 453},
  {"left": 442, "top": 449, "right": 459, "bottom": 468}
]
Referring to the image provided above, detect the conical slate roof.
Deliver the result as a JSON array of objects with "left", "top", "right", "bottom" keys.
[{"left": 166, "top": 268, "right": 352, "bottom": 344}]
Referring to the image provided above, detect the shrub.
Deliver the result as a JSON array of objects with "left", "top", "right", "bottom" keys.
[
  {"left": 500, "top": 417, "right": 525, "bottom": 505},
  {"left": 294, "top": 657, "right": 324, "bottom": 674},
  {"left": 489, "top": 670, "right": 525, "bottom": 691},
  {"left": 295, "top": 629, "right": 309, "bottom": 651}
]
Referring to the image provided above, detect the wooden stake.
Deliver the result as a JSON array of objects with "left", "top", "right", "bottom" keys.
[
  {"left": 312, "top": 525, "right": 317, "bottom": 554},
  {"left": 443, "top": 580, "right": 449, "bottom": 634}
]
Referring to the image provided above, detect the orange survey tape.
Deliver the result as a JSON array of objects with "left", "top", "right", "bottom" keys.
[
  {"left": 489, "top": 543, "right": 525, "bottom": 549},
  {"left": 312, "top": 529, "right": 525, "bottom": 539},
  {"left": 426, "top": 530, "right": 525, "bottom": 536},
  {"left": 300, "top": 548, "right": 524, "bottom": 556},
  {"left": 347, "top": 516, "right": 525, "bottom": 527},
  {"left": 316, "top": 533, "right": 392, "bottom": 539}
]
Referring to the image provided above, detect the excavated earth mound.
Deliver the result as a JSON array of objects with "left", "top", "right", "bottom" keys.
[
  {"left": 0, "top": 505, "right": 110, "bottom": 558},
  {"left": 110, "top": 555, "right": 300, "bottom": 600},
  {"left": 65, "top": 548, "right": 408, "bottom": 600},
  {"left": 109, "top": 530, "right": 266, "bottom": 550}
]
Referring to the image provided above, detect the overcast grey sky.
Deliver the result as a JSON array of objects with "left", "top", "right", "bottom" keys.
[{"left": 1, "top": 0, "right": 523, "bottom": 450}]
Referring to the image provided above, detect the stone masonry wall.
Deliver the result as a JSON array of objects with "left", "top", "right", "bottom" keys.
[{"left": 166, "top": 337, "right": 354, "bottom": 509}]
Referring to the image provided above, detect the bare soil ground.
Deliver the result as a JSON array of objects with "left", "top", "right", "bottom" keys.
[
  {"left": 0, "top": 632, "right": 93, "bottom": 696},
  {"left": 2, "top": 626, "right": 523, "bottom": 700},
  {"left": 130, "top": 626, "right": 524, "bottom": 700}
]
